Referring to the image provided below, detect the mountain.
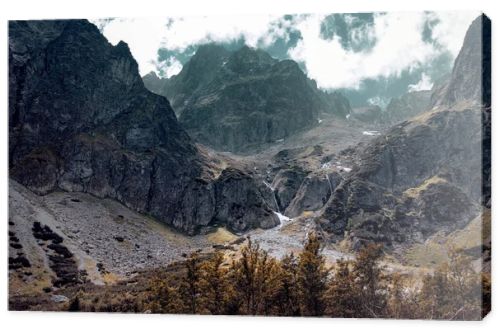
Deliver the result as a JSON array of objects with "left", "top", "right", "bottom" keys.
[
  {"left": 316, "top": 14, "right": 491, "bottom": 250},
  {"left": 430, "top": 14, "right": 491, "bottom": 109},
  {"left": 142, "top": 71, "right": 168, "bottom": 96},
  {"left": 384, "top": 90, "right": 432, "bottom": 124},
  {"left": 144, "top": 44, "right": 232, "bottom": 114},
  {"left": 9, "top": 20, "right": 279, "bottom": 235},
  {"left": 143, "top": 45, "right": 351, "bottom": 153},
  {"left": 349, "top": 105, "right": 383, "bottom": 123}
]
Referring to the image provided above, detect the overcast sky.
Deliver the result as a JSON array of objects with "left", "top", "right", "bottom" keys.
[{"left": 92, "top": 11, "right": 478, "bottom": 106}]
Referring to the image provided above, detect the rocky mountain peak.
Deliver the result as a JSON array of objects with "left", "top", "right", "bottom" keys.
[
  {"left": 225, "top": 45, "right": 277, "bottom": 74},
  {"left": 193, "top": 43, "right": 230, "bottom": 58},
  {"left": 384, "top": 90, "right": 432, "bottom": 124},
  {"left": 113, "top": 40, "right": 135, "bottom": 58},
  {"left": 144, "top": 44, "right": 352, "bottom": 153},
  {"left": 9, "top": 19, "right": 279, "bottom": 235},
  {"left": 317, "top": 15, "right": 490, "bottom": 249},
  {"left": 431, "top": 14, "right": 491, "bottom": 108}
]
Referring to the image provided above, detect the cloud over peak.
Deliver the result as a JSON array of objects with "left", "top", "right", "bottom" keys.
[{"left": 92, "top": 11, "right": 478, "bottom": 99}]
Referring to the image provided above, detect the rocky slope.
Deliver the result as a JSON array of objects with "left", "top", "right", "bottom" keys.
[
  {"left": 384, "top": 90, "right": 432, "bottom": 124},
  {"left": 9, "top": 20, "right": 279, "bottom": 235},
  {"left": 349, "top": 105, "right": 383, "bottom": 123},
  {"left": 430, "top": 14, "right": 491, "bottom": 109},
  {"left": 145, "top": 44, "right": 231, "bottom": 114},
  {"left": 143, "top": 45, "right": 351, "bottom": 153},
  {"left": 316, "top": 14, "right": 490, "bottom": 250}
]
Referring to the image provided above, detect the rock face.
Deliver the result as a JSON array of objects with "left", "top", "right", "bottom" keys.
[
  {"left": 430, "top": 15, "right": 491, "bottom": 109},
  {"left": 317, "top": 15, "right": 490, "bottom": 249},
  {"left": 9, "top": 20, "right": 278, "bottom": 235},
  {"left": 271, "top": 167, "right": 308, "bottom": 212},
  {"left": 213, "top": 168, "right": 279, "bottom": 232},
  {"left": 142, "top": 71, "right": 168, "bottom": 96},
  {"left": 384, "top": 90, "right": 432, "bottom": 124},
  {"left": 350, "top": 105, "right": 383, "bottom": 123},
  {"left": 285, "top": 172, "right": 339, "bottom": 218},
  {"left": 143, "top": 44, "right": 351, "bottom": 153}
]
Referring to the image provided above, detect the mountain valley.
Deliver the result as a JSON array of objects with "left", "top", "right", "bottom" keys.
[{"left": 8, "top": 14, "right": 490, "bottom": 317}]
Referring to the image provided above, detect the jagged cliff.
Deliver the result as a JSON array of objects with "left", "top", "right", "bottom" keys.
[
  {"left": 9, "top": 20, "right": 279, "bottom": 235},
  {"left": 144, "top": 44, "right": 351, "bottom": 153},
  {"left": 317, "top": 15, "right": 491, "bottom": 249},
  {"left": 384, "top": 90, "right": 432, "bottom": 124}
]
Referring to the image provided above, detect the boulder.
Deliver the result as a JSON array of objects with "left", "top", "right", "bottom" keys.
[
  {"left": 271, "top": 167, "right": 308, "bottom": 212},
  {"left": 213, "top": 168, "right": 279, "bottom": 232},
  {"left": 285, "top": 172, "right": 339, "bottom": 218}
]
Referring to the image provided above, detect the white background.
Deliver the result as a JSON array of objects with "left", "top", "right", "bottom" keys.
[{"left": 0, "top": 0, "right": 498, "bottom": 333}]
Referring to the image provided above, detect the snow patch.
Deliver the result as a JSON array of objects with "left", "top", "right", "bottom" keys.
[
  {"left": 363, "top": 130, "right": 380, "bottom": 136},
  {"left": 336, "top": 164, "right": 352, "bottom": 172},
  {"left": 321, "top": 162, "right": 332, "bottom": 170}
]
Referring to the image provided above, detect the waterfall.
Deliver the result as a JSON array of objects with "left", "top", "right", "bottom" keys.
[
  {"left": 263, "top": 181, "right": 280, "bottom": 213},
  {"left": 325, "top": 174, "right": 334, "bottom": 196},
  {"left": 273, "top": 211, "right": 291, "bottom": 228},
  {"left": 263, "top": 181, "right": 291, "bottom": 228}
]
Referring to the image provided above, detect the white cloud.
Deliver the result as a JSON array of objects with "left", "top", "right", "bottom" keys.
[
  {"left": 287, "top": 11, "right": 478, "bottom": 89},
  {"left": 92, "top": 11, "right": 478, "bottom": 87},
  {"left": 157, "top": 56, "right": 183, "bottom": 77},
  {"left": 159, "top": 14, "right": 284, "bottom": 50},
  {"left": 429, "top": 11, "right": 479, "bottom": 56},
  {"left": 408, "top": 73, "right": 433, "bottom": 92},
  {"left": 92, "top": 18, "right": 171, "bottom": 75},
  {"left": 367, "top": 96, "right": 390, "bottom": 109},
  {"left": 93, "top": 15, "right": 285, "bottom": 76}
]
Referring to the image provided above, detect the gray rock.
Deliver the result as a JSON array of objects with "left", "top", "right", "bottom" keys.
[
  {"left": 317, "top": 15, "right": 490, "bottom": 248},
  {"left": 350, "top": 105, "right": 382, "bottom": 123},
  {"left": 8, "top": 20, "right": 281, "bottom": 235},
  {"left": 213, "top": 168, "right": 279, "bottom": 232},
  {"left": 384, "top": 90, "right": 432, "bottom": 124},
  {"left": 271, "top": 167, "right": 308, "bottom": 212},
  {"left": 285, "top": 172, "right": 338, "bottom": 218},
  {"left": 144, "top": 44, "right": 351, "bottom": 153},
  {"left": 430, "top": 15, "right": 490, "bottom": 109}
]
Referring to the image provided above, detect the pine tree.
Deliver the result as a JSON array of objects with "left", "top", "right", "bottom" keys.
[
  {"left": 297, "top": 233, "right": 329, "bottom": 316},
  {"left": 148, "top": 274, "right": 182, "bottom": 313},
  {"left": 255, "top": 252, "right": 281, "bottom": 315},
  {"left": 230, "top": 238, "right": 281, "bottom": 315},
  {"left": 351, "top": 244, "right": 387, "bottom": 318},
  {"left": 179, "top": 252, "right": 201, "bottom": 313},
  {"left": 385, "top": 272, "right": 420, "bottom": 319},
  {"left": 324, "top": 258, "right": 358, "bottom": 317},
  {"left": 419, "top": 267, "right": 452, "bottom": 319},
  {"left": 232, "top": 238, "right": 261, "bottom": 315},
  {"left": 198, "top": 251, "right": 229, "bottom": 314},
  {"left": 274, "top": 252, "right": 300, "bottom": 316},
  {"left": 418, "top": 249, "right": 483, "bottom": 320}
]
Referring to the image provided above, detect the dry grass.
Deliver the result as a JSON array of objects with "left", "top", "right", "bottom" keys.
[
  {"left": 403, "top": 175, "right": 446, "bottom": 198},
  {"left": 102, "top": 272, "right": 121, "bottom": 285},
  {"left": 404, "top": 211, "right": 485, "bottom": 269},
  {"left": 206, "top": 228, "right": 237, "bottom": 244}
]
